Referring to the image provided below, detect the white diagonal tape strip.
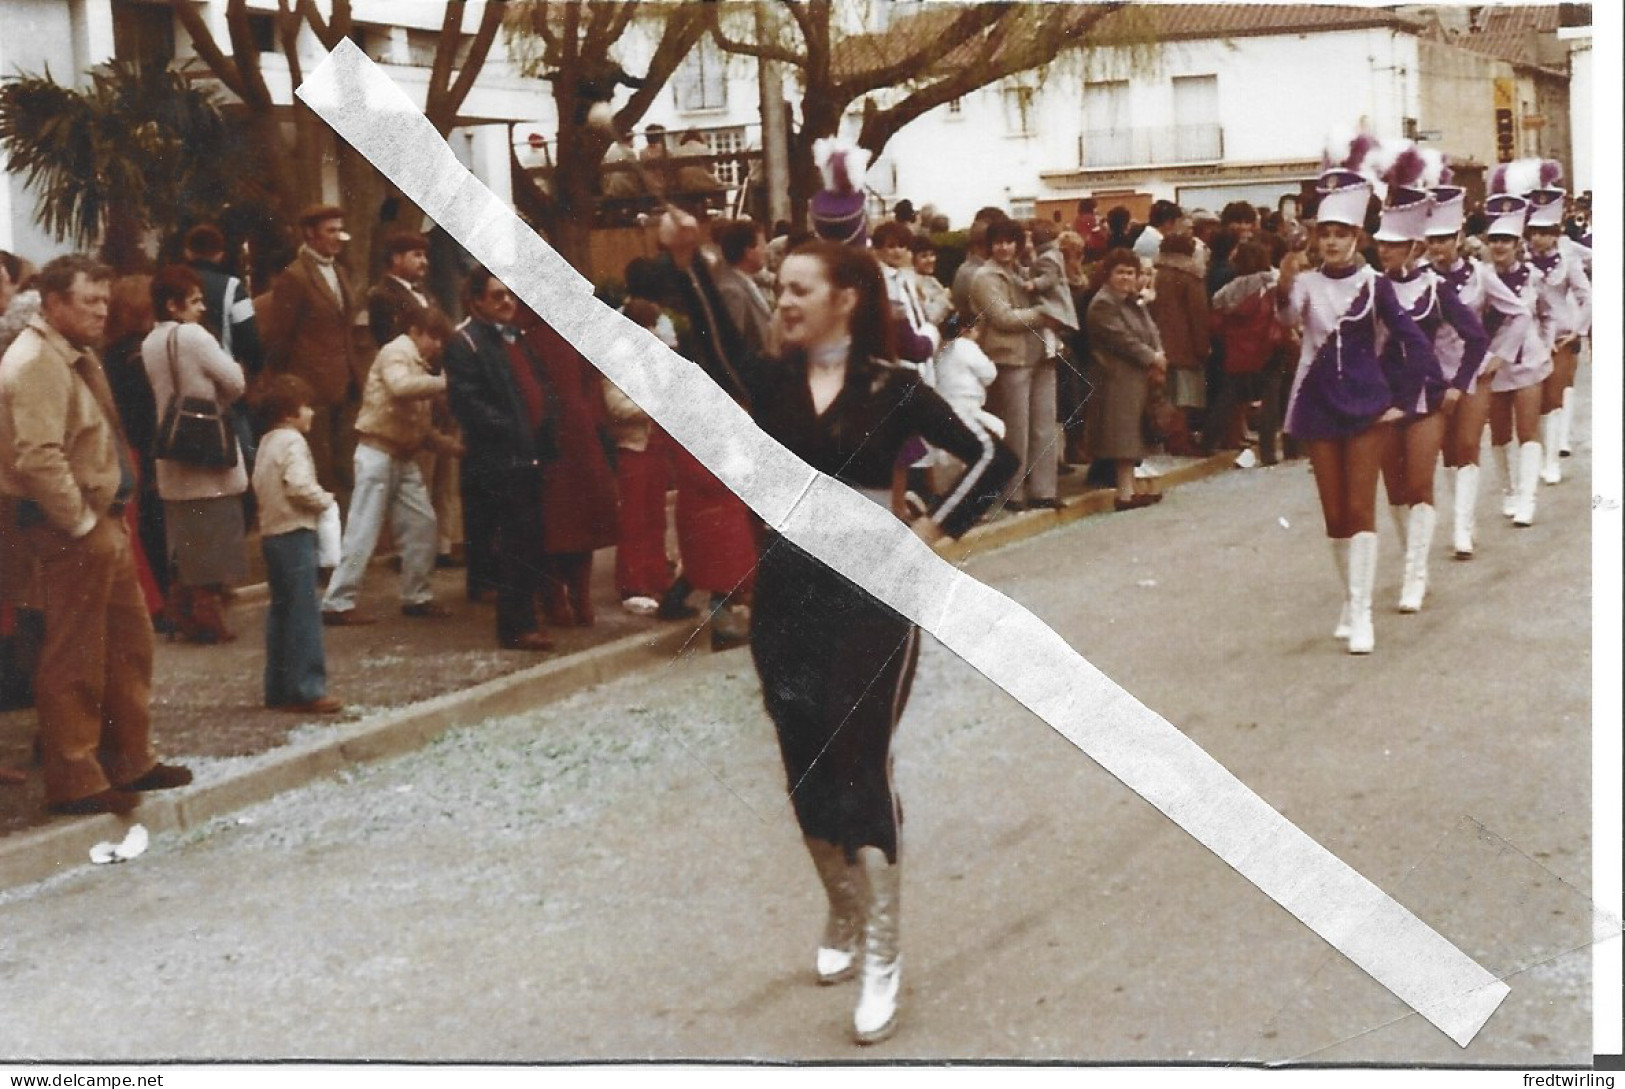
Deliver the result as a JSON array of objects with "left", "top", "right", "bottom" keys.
[{"left": 299, "top": 41, "right": 1509, "bottom": 1045}]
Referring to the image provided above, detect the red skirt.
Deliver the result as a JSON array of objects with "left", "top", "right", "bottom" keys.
[
  {"left": 672, "top": 444, "right": 757, "bottom": 595},
  {"left": 614, "top": 431, "right": 674, "bottom": 598}
]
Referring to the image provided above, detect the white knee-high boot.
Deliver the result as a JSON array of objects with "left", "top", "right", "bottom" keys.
[
  {"left": 1494, "top": 443, "right": 1516, "bottom": 517},
  {"left": 1399, "top": 503, "right": 1435, "bottom": 613},
  {"left": 1513, "top": 441, "right": 1542, "bottom": 526},
  {"left": 852, "top": 846, "right": 902, "bottom": 1044},
  {"left": 1559, "top": 387, "right": 1575, "bottom": 456},
  {"left": 1540, "top": 414, "right": 1562, "bottom": 484},
  {"left": 1452, "top": 464, "right": 1479, "bottom": 558},
  {"left": 1346, "top": 531, "right": 1378, "bottom": 655},
  {"left": 1388, "top": 502, "right": 1409, "bottom": 543},
  {"left": 805, "top": 837, "right": 864, "bottom": 985},
  {"left": 1330, "top": 538, "right": 1352, "bottom": 640}
]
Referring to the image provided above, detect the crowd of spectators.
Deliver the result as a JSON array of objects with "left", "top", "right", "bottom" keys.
[{"left": 0, "top": 165, "right": 1590, "bottom": 815}]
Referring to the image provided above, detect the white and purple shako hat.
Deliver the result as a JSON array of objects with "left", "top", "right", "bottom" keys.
[
  {"left": 1485, "top": 160, "right": 1537, "bottom": 237},
  {"left": 1371, "top": 140, "right": 1432, "bottom": 242},
  {"left": 810, "top": 138, "right": 871, "bottom": 246},
  {"left": 1518, "top": 158, "right": 1566, "bottom": 229},
  {"left": 1316, "top": 128, "right": 1377, "bottom": 228},
  {"left": 1414, "top": 147, "right": 1464, "bottom": 237}
]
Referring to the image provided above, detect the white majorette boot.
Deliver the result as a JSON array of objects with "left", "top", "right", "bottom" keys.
[
  {"left": 1346, "top": 531, "right": 1378, "bottom": 655},
  {"left": 1559, "top": 387, "right": 1574, "bottom": 456},
  {"left": 852, "top": 845, "right": 902, "bottom": 1045},
  {"left": 805, "top": 837, "right": 864, "bottom": 985},
  {"left": 1540, "top": 414, "right": 1562, "bottom": 484},
  {"left": 1399, "top": 503, "right": 1435, "bottom": 613},
  {"left": 1330, "top": 538, "right": 1352, "bottom": 641},
  {"left": 1389, "top": 503, "right": 1409, "bottom": 543},
  {"left": 1452, "top": 464, "right": 1479, "bottom": 558},
  {"left": 1493, "top": 443, "right": 1516, "bottom": 518},
  {"left": 1513, "top": 441, "right": 1542, "bottom": 527}
]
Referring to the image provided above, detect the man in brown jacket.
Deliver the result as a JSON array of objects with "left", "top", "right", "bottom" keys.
[
  {"left": 0, "top": 255, "right": 192, "bottom": 815},
  {"left": 260, "top": 204, "right": 368, "bottom": 507}
]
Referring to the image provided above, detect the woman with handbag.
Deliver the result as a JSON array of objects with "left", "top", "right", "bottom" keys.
[{"left": 141, "top": 265, "right": 248, "bottom": 644}]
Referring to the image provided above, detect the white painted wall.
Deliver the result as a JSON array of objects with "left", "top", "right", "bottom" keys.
[
  {"left": 871, "top": 27, "right": 1426, "bottom": 228},
  {"left": 0, "top": 0, "right": 115, "bottom": 260},
  {"left": 1560, "top": 29, "right": 1592, "bottom": 191}
]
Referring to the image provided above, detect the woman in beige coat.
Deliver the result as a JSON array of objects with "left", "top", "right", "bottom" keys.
[
  {"left": 1085, "top": 249, "right": 1168, "bottom": 510},
  {"left": 970, "top": 218, "right": 1055, "bottom": 509},
  {"left": 141, "top": 265, "right": 247, "bottom": 642}
]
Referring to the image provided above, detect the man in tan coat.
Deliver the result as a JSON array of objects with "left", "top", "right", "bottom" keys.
[
  {"left": 260, "top": 204, "right": 368, "bottom": 507},
  {"left": 0, "top": 255, "right": 192, "bottom": 815}
]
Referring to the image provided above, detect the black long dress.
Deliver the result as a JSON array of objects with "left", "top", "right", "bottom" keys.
[{"left": 740, "top": 353, "right": 1017, "bottom": 863}]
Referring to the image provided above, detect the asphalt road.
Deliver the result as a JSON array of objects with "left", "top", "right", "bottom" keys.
[{"left": 0, "top": 432, "right": 1598, "bottom": 1065}]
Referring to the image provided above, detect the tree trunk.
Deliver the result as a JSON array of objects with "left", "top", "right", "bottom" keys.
[{"left": 100, "top": 200, "right": 149, "bottom": 274}]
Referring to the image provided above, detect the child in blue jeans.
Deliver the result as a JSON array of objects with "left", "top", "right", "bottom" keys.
[{"left": 251, "top": 375, "right": 343, "bottom": 713}]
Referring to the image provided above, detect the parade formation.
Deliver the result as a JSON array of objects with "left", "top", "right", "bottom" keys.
[{"left": 0, "top": 0, "right": 1600, "bottom": 1064}]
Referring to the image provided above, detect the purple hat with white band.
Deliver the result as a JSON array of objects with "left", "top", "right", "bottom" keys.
[
  {"left": 1519, "top": 158, "right": 1566, "bottom": 229},
  {"left": 1426, "top": 186, "right": 1466, "bottom": 237},
  {"left": 1482, "top": 194, "right": 1529, "bottom": 238},
  {"left": 810, "top": 138, "right": 871, "bottom": 246},
  {"left": 1374, "top": 186, "right": 1432, "bottom": 242}
]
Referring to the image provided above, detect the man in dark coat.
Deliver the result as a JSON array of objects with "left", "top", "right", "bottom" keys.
[{"left": 441, "top": 266, "right": 553, "bottom": 651}]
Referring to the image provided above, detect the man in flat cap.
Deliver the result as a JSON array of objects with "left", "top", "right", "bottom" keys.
[{"left": 260, "top": 204, "right": 366, "bottom": 508}]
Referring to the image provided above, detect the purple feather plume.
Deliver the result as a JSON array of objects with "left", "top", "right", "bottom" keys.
[
  {"left": 1539, "top": 159, "right": 1564, "bottom": 188},
  {"left": 1387, "top": 146, "right": 1426, "bottom": 187},
  {"left": 1489, "top": 164, "right": 1509, "bottom": 195},
  {"left": 1344, "top": 133, "right": 1374, "bottom": 173}
]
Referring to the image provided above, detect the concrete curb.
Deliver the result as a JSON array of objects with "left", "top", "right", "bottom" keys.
[{"left": 0, "top": 451, "right": 1238, "bottom": 891}]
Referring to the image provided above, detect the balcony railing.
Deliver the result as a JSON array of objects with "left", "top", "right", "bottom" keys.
[{"left": 1079, "top": 123, "right": 1225, "bottom": 169}]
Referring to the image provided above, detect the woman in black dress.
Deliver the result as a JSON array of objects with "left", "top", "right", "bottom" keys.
[{"left": 743, "top": 240, "right": 1016, "bottom": 1044}]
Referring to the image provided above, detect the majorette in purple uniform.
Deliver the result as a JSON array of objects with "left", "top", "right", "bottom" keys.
[
  {"left": 1515, "top": 159, "right": 1591, "bottom": 485},
  {"left": 1425, "top": 177, "right": 1533, "bottom": 558},
  {"left": 1276, "top": 132, "right": 1437, "bottom": 655},
  {"left": 1481, "top": 173, "right": 1553, "bottom": 528},
  {"left": 1369, "top": 142, "right": 1489, "bottom": 613}
]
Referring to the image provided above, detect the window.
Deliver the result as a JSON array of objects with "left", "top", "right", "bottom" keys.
[
  {"left": 1002, "top": 86, "right": 1036, "bottom": 136},
  {"left": 1082, "top": 79, "right": 1130, "bottom": 166},
  {"left": 703, "top": 126, "right": 748, "bottom": 187},
  {"left": 1010, "top": 197, "right": 1037, "bottom": 220},
  {"left": 674, "top": 39, "right": 727, "bottom": 112},
  {"left": 1171, "top": 74, "right": 1221, "bottom": 161}
]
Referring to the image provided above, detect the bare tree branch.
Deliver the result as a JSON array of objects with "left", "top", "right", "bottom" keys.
[
  {"left": 439, "top": 0, "right": 506, "bottom": 132},
  {"left": 706, "top": 2, "right": 805, "bottom": 66},
  {"left": 168, "top": 0, "right": 250, "bottom": 103},
  {"left": 837, "top": 4, "right": 1010, "bottom": 99},
  {"left": 223, "top": 0, "right": 274, "bottom": 106},
  {"left": 425, "top": 1, "right": 465, "bottom": 121},
  {"left": 615, "top": 4, "right": 710, "bottom": 129}
]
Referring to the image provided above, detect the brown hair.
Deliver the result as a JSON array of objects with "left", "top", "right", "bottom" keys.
[
  {"left": 256, "top": 373, "right": 316, "bottom": 425},
  {"left": 786, "top": 239, "right": 896, "bottom": 368},
  {"left": 1090, "top": 247, "right": 1141, "bottom": 291},
  {"left": 870, "top": 220, "right": 914, "bottom": 250},
  {"left": 183, "top": 223, "right": 226, "bottom": 258},
  {"left": 404, "top": 305, "right": 456, "bottom": 342},
  {"left": 35, "top": 255, "right": 113, "bottom": 302},
  {"left": 150, "top": 264, "right": 204, "bottom": 320}
]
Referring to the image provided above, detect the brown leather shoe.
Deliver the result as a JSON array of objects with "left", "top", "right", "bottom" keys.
[
  {"left": 119, "top": 762, "right": 194, "bottom": 792},
  {"left": 48, "top": 788, "right": 141, "bottom": 816},
  {"left": 401, "top": 602, "right": 452, "bottom": 619},
  {"left": 270, "top": 697, "right": 345, "bottom": 714},
  {"left": 322, "top": 610, "right": 379, "bottom": 627},
  {"left": 501, "top": 631, "right": 556, "bottom": 652}
]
